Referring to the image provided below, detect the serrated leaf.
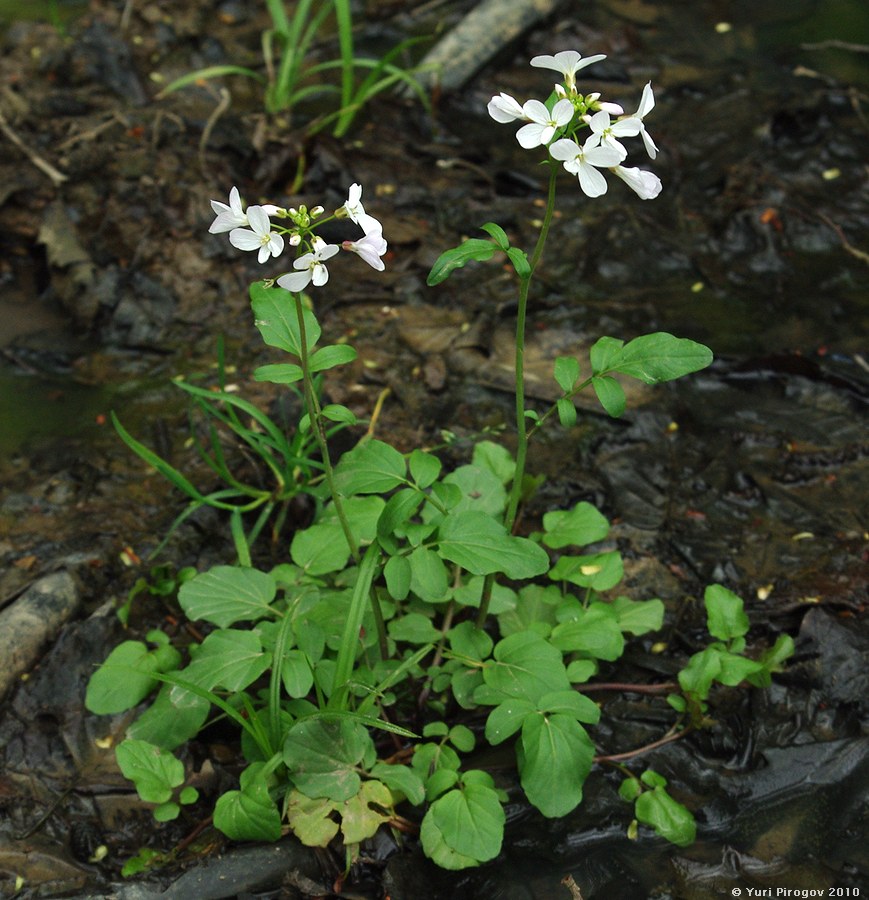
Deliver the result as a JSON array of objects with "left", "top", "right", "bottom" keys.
[
  {"left": 635, "top": 784, "right": 697, "bottom": 846},
  {"left": 519, "top": 714, "right": 593, "bottom": 817},
  {"left": 542, "top": 502, "right": 610, "bottom": 550},
  {"left": 746, "top": 633, "right": 795, "bottom": 688},
  {"left": 335, "top": 439, "right": 407, "bottom": 495},
  {"left": 714, "top": 650, "right": 764, "bottom": 686},
  {"left": 427, "top": 238, "right": 498, "bottom": 286},
  {"left": 704, "top": 584, "right": 750, "bottom": 641},
  {"left": 251, "top": 282, "right": 321, "bottom": 354},
  {"left": 678, "top": 646, "right": 722, "bottom": 699},
  {"left": 437, "top": 510, "right": 549, "bottom": 579},
  {"left": 178, "top": 566, "right": 276, "bottom": 628}
]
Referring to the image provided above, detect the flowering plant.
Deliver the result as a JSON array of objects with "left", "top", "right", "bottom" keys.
[{"left": 87, "top": 49, "right": 793, "bottom": 877}]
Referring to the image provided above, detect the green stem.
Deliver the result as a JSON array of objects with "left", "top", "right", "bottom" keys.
[
  {"left": 477, "top": 161, "right": 560, "bottom": 627},
  {"left": 291, "top": 293, "right": 360, "bottom": 563}
]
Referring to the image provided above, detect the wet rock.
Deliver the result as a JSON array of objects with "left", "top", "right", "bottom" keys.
[
  {"left": 797, "top": 609, "right": 869, "bottom": 713},
  {"left": 0, "top": 571, "right": 80, "bottom": 699},
  {"left": 76, "top": 837, "right": 324, "bottom": 900},
  {"left": 413, "top": 0, "right": 562, "bottom": 92}
]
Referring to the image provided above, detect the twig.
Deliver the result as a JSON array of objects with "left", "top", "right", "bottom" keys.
[
  {"left": 815, "top": 210, "right": 869, "bottom": 265},
  {"left": 801, "top": 39, "right": 869, "bottom": 54},
  {"left": 561, "top": 874, "right": 585, "bottom": 900},
  {"left": 580, "top": 680, "right": 678, "bottom": 694},
  {"left": 199, "top": 87, "right": 232, "bottom": 175},
  {"left": 0, "top": 108, "right": 67, "bottom": 186},
  {"left": 594, "top": 727, "right": 691, "bottom": 764},
  {"left": 57, "top": 111, "right": 128, "bottom": 152}
]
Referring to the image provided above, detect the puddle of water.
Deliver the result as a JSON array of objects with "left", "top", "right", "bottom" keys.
[{"left": 0, "top": 371, "right": 109, "bottom": 458}]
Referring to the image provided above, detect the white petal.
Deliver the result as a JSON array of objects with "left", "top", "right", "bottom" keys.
[
  {"left": 228, "top": 186, "right": 243, "bottom": 214},
  {"left": 578, "top": 164, "right": 608, "bottom": 198},
  {"left": 277, "top": 270, "right": 312, "bottom": 292},
  {"left": 311, "top": 263, "right": 330, "bottom": 286},
  {"left": 516, "top": 122, "right": 545, "bottom": 149},
  {"left": 552, "top": 98, "right": 575, "bottom": 126},
  {"left": 549, "top": 138, "right": 580, "bottom": 161},
  {"left": 246, "top": 205, "right": 270, "bottom": 236},
  {"left": 521, "top": 99, "right": 550, "bottom": 124},
  {"left": 487, "top": 92, "right": 525, "bottom": 123},
  {"left": 267, "top": 233, "right": 285, "bottom": 257},
  {"left": 641, "top": 127, "right": 659, "bottom": 159},
  {"left": 636, "top": 82, "right": 655, "bottom": 119},
  {"left": 229, "top": 228, "right": 261, "bottom": 251},
  {"left": 317, "top": 243, "right": 340, "bottom": 261},
  {"left": 612, "top": 165, "right": 662, "bottom": 199}
]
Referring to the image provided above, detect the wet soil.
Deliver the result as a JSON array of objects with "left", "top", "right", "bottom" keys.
[{"left": 0, "top": 0, "right": 868, "bottom": 897}]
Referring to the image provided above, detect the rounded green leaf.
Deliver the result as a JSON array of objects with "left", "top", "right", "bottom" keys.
[
  {"left": 542, "top": 502, "right": 610, "bottom": 550},
  {"left": 178, "top": 566, "right": 276, "bottom": 628}
]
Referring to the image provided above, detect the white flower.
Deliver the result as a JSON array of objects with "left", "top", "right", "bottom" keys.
[
  {"left": 229, "top": 206, "right": 285, "bottom": 263},
  {"left": 584, "top": 110, "right": 641, "bottom": 161},
  {"left": 487, "top": 92, "right": 525, "bottom": 123},
  {"left": 625, "top": 82, "right": 658, "bottom": 159},
  {"left": 277, "top": 237, "right": 340, "bottom": 292},
  {"left": 209, "top": 186, "right": 248, "bottom": 234},
  {"left": 586, "top": 92, "right": 624, "bottom": 116},
  {"left": 343, "top": 230, "right": 388, "bottom": 271},
  {"left": 611, "top": 165, "right": 662, "bottom": 200},
  {"left": 343, "top": 183, "right": 382, "bottom": 235},
  {"left": 549, "top": 137, "right": 622, "bottom": 198},
  {"left": 529, "top": 50, "right": 606, "bottom": 93},
  {"left": 260, "top": 204, "right": 283, "bottom": 216},
  {"left": 516, "top": 98, "right": 575, "bottom": 149}
]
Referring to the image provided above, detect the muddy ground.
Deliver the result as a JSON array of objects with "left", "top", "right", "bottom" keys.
[{"left": 0, "top": 0, "right": 867, "bottom": 897}]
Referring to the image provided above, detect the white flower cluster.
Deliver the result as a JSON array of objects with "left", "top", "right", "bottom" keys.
[
  {"left": 208, "top": 183, "right": 387, "bottom": 291},
  {"left": 488, "top": 50, "right": 661, "bottom": 200}
]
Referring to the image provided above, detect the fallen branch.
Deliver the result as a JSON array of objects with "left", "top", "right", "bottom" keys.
[{"left": 0, "top": 107, "right": 67, "bottom": 187}]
